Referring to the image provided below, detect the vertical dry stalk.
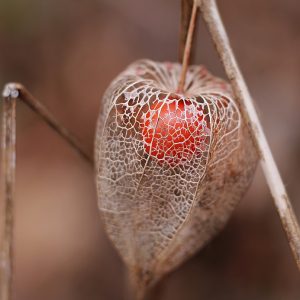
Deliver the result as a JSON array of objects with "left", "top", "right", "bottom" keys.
[
  {"left": 179, "top": 0, "right": 196, "bottom": 61},
  {"left": 0, "top": 83, "right": 93, "bottom": 300},
  {"left": 200, "top": 0, "right": 300, "bottom": 270},
  {"left": 178, "top": 0, "right": 199, "bottom": 93},
  {"left": 0, "top": 91, "right": 16, "bottom": 300}
]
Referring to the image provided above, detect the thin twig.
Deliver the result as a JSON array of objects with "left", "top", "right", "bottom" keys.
[
  {"left": 0, "top": 83, "right": 93, "bottom": 300},
  {"left": 2, "top": 83, "right": 93, "bottom": 164},
  {"left": 177, "top": 0, "right": 199, "bottom": 93},
  {"left": 0, "top": 92, "right": 16, "bottom": 300},
  {"left": 200, "top": 0, "right": 300, "bottom": 270},
  {"left": 179, "top": 0, "right": 195, "bottom": 61}
]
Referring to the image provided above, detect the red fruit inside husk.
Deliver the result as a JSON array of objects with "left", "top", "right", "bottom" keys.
[{"left": 141, "top": 95, "right": 210, "bottom": 166}]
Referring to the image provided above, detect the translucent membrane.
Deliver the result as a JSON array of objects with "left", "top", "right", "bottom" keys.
[{"left": 95, "top": 60, "right": 258, "bottom": 289}]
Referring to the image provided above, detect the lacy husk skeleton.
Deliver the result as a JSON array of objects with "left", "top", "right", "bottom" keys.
[{"left": 95, "top": 60, "right": 258, "bottom": 294}]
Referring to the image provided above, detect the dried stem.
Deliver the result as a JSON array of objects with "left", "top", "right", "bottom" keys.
[
  {"left": 2, "top": 83, "right": 93, "bottom": 164},
  {"left": 177, "top": 0, "right": 199, "bottom": 93},
  {"left": 129, "top": 276, "right": 147, "bottom": 300},
  {"left": 0, "top": 83, "right": 93, "bottom": 300},
  {"left": 200, "top": 0, "right": 300, "bottom": 270},
  {"left": 0, "top": 93, "right": 16, "bottom": 300},
  {"left": 179, "top": 0, "right": 195, "bottom": 61}
]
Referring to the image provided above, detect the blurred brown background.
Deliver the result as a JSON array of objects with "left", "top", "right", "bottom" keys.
[{"left": 0, "top": 0, "right": 300, "bottom": 299}]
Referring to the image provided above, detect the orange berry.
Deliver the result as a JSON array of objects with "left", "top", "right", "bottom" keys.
[{"left": 141, "top": 95, "right": 210, "bottom": 166}]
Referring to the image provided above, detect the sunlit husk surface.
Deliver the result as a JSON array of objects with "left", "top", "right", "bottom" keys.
[{"left": 95, "top": 60, "right": 258, "bottom": 289}]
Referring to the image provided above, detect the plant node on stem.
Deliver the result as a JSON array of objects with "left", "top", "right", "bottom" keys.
[{"left": 1, "top": 86, "right": 17, "bottom": 300}]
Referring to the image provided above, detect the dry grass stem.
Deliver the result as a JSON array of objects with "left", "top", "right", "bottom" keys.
[
  {"left": 200, "top": 0, "right": 300, "bottom": 271},
  {"left": 0, "top": 83, "right": 93, "bottom": 300},
  {"left": 2, "top": 83, "right": 93, "bottom": 164},
  {"left": 179, "top": 0, "right": 198, "bottom": 62},
  {"left": 177, "top": 0, "right": 199, "bottom": 93},
  {"left": 0, "top": 90, "right": 16, "bottom": 300}
]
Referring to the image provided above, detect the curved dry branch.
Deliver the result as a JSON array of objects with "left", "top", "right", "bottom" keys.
[{"left": 2, "top": 83, "right": 93, "bottom": 164}]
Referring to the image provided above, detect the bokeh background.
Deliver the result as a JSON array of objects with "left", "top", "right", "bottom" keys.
[{"left": 0, "top": 0, "right": 300, "bottom": 299}]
